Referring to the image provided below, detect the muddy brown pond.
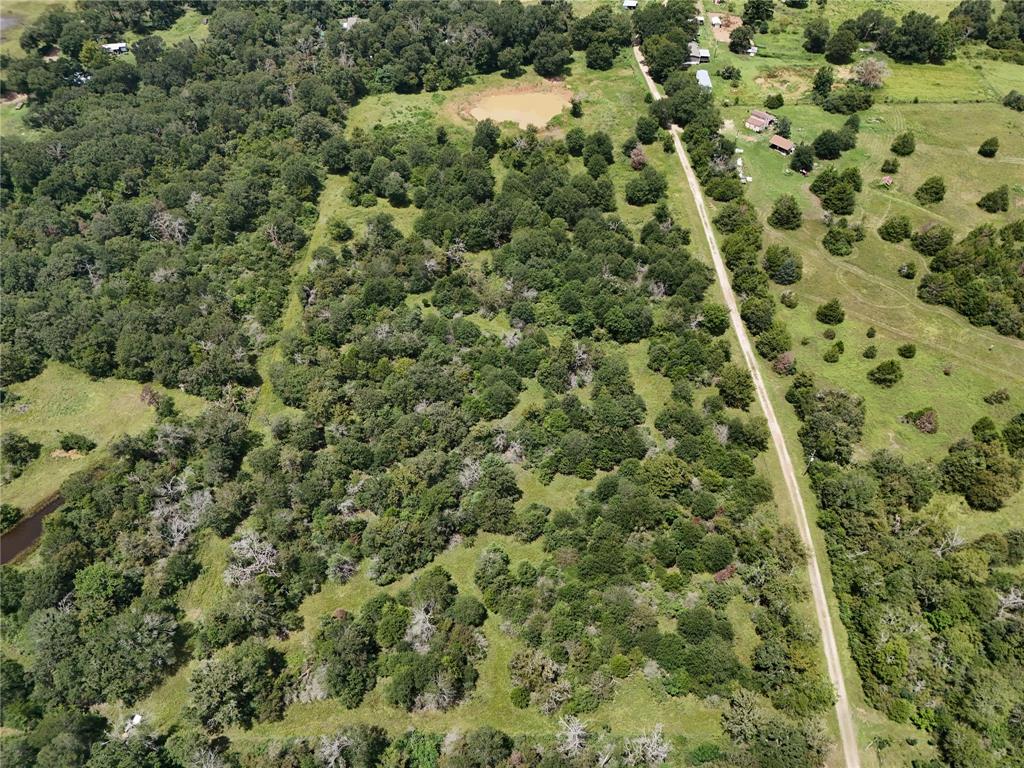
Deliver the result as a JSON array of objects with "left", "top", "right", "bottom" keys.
[{"left": 468, "top": 89, "right": 571, "bottom": 129}]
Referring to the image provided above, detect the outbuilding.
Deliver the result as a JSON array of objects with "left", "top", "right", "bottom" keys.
[
  {"left": 696, "top": 69, "right": 712, "bottom": 90},
  {"left": 623, "top": 0, "right": 638, "bottom": 9},
  {"left": 745, "top": 110, "right": 776, "bottom": 132},
  {"left": 101, "top": 42, "right": 128, "bottom": 55},
  {"left": 686, "top": 42, "right": 711, "bottom": 64},
  {"left": 769, "top": 135, "right": 795, "bottom": 155},
  {"left": 710, "top": 15, "right": 721, "bottom": 27}
]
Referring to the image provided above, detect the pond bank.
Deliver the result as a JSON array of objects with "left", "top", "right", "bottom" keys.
[{"left": 1, "top": 492, "right": 63, "bottom": 564}]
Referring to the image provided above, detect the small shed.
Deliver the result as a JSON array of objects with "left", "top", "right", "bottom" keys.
[
  {"left": 769, "top": 135, "right": 795, "bottom": 155},
  {"left": 695, "top": 15, "right": 705, "bottom": 25},
  {"left": 710, "top": 15, "right": 721, "bottom": 27},
  {"left": 623, "top": 0, "right": 638, "bottom": 9},
  {"left": 101, "top": 42, "right": 128, "bottom": 55},
  {"left": 696, "top": 69, "right": 712, "bottom": 90}
]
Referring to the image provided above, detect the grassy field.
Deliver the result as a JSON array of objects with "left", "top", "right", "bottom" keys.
[
  {"left": 0, "top": 362, "right": 206, "bottom": 513},
  {"left": 123, "top": 8, "right": 210, "bottom": 49},
  {"left": 716, "top": 100, "right": 1024, "bottom": 476},
  {"left": 697, "top": 0, "right": 1021, "bottom": 106}
]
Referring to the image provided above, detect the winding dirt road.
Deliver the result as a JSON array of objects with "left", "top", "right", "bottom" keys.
[{"left": 632, "top": 47, "right": 862, "bottom": 768}]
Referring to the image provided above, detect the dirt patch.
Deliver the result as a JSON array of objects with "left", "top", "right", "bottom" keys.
[
  {"left": 711, "top": 14, "right": 743, "bottom": 43},
  {"left": 754, "top": 67, "right": 813, "bottom": 97},
  {"left": 723, "top": 118, "right": 735, "bottom": 133},
  {"left": 456, "top": 81, "right": 573, "bottom": 130},
  {"left": 50, "top": 449, "right": 84, "bottom": 460},
  {"left": 1, "top": 92, "right": 28, "bottom": 108}
]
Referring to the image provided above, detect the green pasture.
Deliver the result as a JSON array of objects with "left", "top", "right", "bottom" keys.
[
  {"left": 0, "top": 362, "right": 205, "bottom": 513},
  {"left": 716, "top": 101, "right": 1024, "bottom": 479},
  {"left": 698, "top": 1, "right": 1021, "bottom": 107}
]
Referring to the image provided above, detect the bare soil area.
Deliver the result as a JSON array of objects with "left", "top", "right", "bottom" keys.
[{"left": 711, "top": 13, "right": 743, "bottom": 43}]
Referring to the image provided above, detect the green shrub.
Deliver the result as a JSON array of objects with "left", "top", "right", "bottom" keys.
[
  {"left": 1003, "top": 90, "right": 1024, "bottom": 111},
  {"left": 978, "top": 137, "right": 999, "bottom": 157},
  {"left": 914, "top": 176, "right": 945, "bottom": 205},
  {"left": 718, "top": 65, "right": 742, "bottom": 81},
  {"left": 764, "top": 93, "right": 784, "bottom": 109},
  {"left": 0, "top": 503, "right": 22, "bottom": 533},
  {"left": 977, "top": 185, "right": 1009, "bottom": 213},
  {"left": 328, "top": 217, "right": 354, "bottom": 242},
  {"left": 816, "top": 298, "right": 845, "bottom": 325},
  {"left": 608, "top": 654, "right": 631, "bottom": 678},
  {"left": 862, "top": 345, "right": 877, "bottom": 359},
  {"left": 983, "top": 389, "right": 1010, "bottom": 405},
  {"left": 690, "top": 743, "right": 723, "bottom": 764},
  {"left": 60, "top": 433, "right": 97, "bottom": 453},
  {"left": 878, "top": 215, "right": 911, "bottom": 243},
  {"left": 898, "top": 343, "right": 916, "bottom": 358},
  {"left": 868, "top": 359, "right": 903, "bottom": 387},
  {"left": 890, "top": 131, "right": 916, "bottom": 156},
  {"left": 897, "top": 262, "right": 916, "bottom": 279},
  {"left": 823, "top": 226, "right": 855, "bottom": 256},
  {"left": 880, "top": 157, "right": 900, "bottom": 173},
  {"left": 768, "top": 195, "right": 802, "bottom": 230}
]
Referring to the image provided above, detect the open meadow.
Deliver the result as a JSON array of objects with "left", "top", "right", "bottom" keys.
[{"left": 1, "top": 363, "right": 205, "bottom": 514}]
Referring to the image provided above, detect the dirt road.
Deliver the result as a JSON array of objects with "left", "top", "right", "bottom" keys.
[{"left": 632, "top": 46, "right": 862, "bottom": 768}]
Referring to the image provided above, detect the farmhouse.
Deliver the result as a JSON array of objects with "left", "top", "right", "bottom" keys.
[
  {"left": 769, "top": 135, "right": 795, "bottom": 155},
  {"left": 744, "top": 110, "right": 776, "bottom": 132},
  {"left": 696, "top": 69, "right": 712, "bottom": 90},
  {"left": 101, "top": 42, "right": 128, "bottom": 55}
]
